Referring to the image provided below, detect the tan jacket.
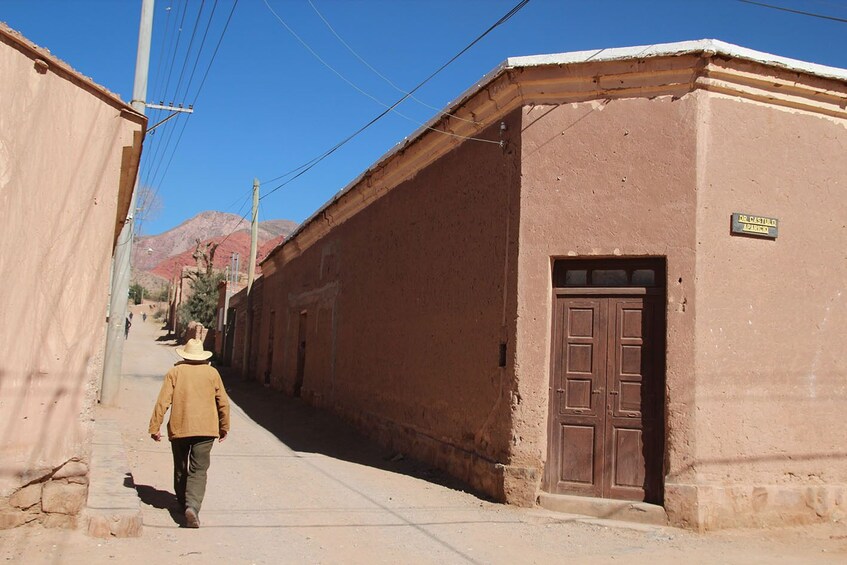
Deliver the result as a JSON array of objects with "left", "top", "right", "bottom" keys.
[{"left": 148, "top": 362, "right": 230, "bottom": 440}]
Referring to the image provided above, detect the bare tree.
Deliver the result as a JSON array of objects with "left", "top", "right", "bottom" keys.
[{"left": 192, "top": 239, "right": 220, "bottom": 276}]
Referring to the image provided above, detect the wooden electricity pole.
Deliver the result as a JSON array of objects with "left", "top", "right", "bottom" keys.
[{"left": 242, "top": 178, "right": 259, "bottom": 378}]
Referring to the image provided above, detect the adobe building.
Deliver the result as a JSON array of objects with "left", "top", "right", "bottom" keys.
[
  {"left": 237, "top": 40, "right": 845, "bottom": 530},
  {"left": 0, "top": 25, "right": 145, "bottom": 527},
  {"left": 218, "top": 275, "right": 263, "bottom": 376}
]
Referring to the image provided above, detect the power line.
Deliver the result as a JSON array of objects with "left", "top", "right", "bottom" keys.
[
  {"left": 142, "top": 0, "right": 189, "bottom": 189},
  {"left": 258, "top": 0, "right": 531, "bottom": 200},
  {"left": 144, "top": 1, "right": 208, "bottom": 188},
  {"left": 171, "top": 0, "right": 208, "bottom": 105},
  {"left": 736, "top": 0, "right": 847, "bottom": 23},
  {"left": 143, "top": 1, "right": 241, "bottom": 218},
  {"left": 190, "top": 0, "right": 240, "bottom": 106},
  {"left": 179, "top": 0, "right": 220, "bottom": 103},
  {"left": 147, "top": 2, "right": 175, "bottom": 121},
  {"left": 262, "top": 0, "right": 492, "bottom": 146},
  {"left": 222, "top": 184, "right": 254, "bottom": 217},
  {"left": 143, "top": 0, "right": 210, "bottom": 190},
  {"left": 215, "top": 200, "right": 252, "bottom": 250},
  {"left": 142, "top": 1, "right": 184, "bottom": 187},
  {"left": 306, "top": 0, "right": 479, "bottom": 126},
  {"left": 158, "top": 0, "right": 189, "bottom": 107}
]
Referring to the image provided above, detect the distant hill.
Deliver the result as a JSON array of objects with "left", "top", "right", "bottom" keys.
[
  {"left": 132, "top": 211, "right": 297, "bottom": 285},
  {"left": 149, "top": 232, "right": 287, "bottom": 281}
]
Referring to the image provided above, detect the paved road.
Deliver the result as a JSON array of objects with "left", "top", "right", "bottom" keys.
[{"left": 1, "top": 306, "right": 846, "bottom": 564}]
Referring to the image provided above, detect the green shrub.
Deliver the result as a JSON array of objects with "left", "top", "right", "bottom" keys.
[{"left": 177, "top": 271, "right": 224, "bottom": 328}]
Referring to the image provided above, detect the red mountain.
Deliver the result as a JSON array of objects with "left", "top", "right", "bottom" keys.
[
  {"left": 150, "top": 232, "right": 288, "bottom": 281},
  {"left": 132, "top": 212, "right": 297, "bottom": 284}
]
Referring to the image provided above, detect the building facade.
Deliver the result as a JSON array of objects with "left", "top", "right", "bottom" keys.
[
  {"left": 0, "top": 25, "right": 145, "bottom": 527},
  {"left": 235, "top": 41, "right": 847, "bottom": 530}
]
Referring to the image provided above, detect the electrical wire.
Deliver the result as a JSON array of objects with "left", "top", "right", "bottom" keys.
[
  {"left": 214, "top": 192, "right": 253, "bottom": 250},
  {"left": 306, "top": 0, "right": 479, "bottom": 126},
  {"left": 190, "top": 0, "right": 239, "bottom": 107},
  {"left": 171, "top": 0, "right": 207, "bottom": 105},
  {"left": 141, "top": 0, "right": 185, "bottom": 188},
  {"left": 262, "top": 0, "right": 495, "bottom": 149},
  {"left": 148, "top": 2, "right": 174, "bottom": 102},
  {"left": 259, "top": 0, "right": 532, "bottom": 199},
  {"left": 221, "top": 185, "right": 254, "bottom": 217},
  {"left": 736, "top": 0, "right": 847, "bottom": 23},
  {"left": 179, "top": 0, "right": 220, "bottom": 103},
  {"left": 143, "top": 1, "right": 241, "bottom": 223},
  {"left": 146, "top": 1, "right": 208, "bottom": 187}
]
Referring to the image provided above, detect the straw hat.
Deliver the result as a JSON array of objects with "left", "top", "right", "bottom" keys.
[{"left": 176, "top": 338, "right": 212, "bottom": 361}]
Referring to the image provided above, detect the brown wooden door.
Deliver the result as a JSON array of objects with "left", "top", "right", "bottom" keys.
[{"left": 546, "top": 294, "right": 664, "bottom": 502}]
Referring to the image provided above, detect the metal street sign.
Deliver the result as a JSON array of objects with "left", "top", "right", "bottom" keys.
[{"left": 731, "top": 212, "right": 778, "bottom": 239}]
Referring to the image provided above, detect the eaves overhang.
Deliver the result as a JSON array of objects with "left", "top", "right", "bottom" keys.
[
  {"left": 263, "top": 39, "right": 847, "bottom": 269},
  {"left": 0, "top": 23, "right": 146, "bottom": 125}
]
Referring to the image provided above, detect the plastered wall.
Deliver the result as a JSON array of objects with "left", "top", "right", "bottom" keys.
[
  {"left": 0, "top": 35, "right": 142, "bottom": 501},
  {"left": 516, "top": 95, "right": 700, "bottom": 508},
  {"left": 690, "top": 90, "right": 847, "bottom": 528},
  {"left": 258, "top": 115, "right": 523, "bottom": 498}
]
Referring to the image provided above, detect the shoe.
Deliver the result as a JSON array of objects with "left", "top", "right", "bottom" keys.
[{"left": 184, "top": 506, "right": 200, "bottom": 528}]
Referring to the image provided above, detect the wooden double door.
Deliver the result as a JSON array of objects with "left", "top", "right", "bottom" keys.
[{"left": 545, "top": 277, "right": 665, "bottom": 502}]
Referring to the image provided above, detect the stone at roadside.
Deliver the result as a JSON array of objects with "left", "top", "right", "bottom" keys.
[
  {"left": 42, "top": 482, "right": 87, "bottom": 515},
  {"left": 53, "top": 460, "right": 89, "bottom": 480},
  {"left": 0, "top": 508, "right": 36, "bottom": 529},
  {"left": 10, "top": 483, "right": 42, "bottom": 510},
  {"left": 84, "top": 508, "right": 143, "bottom": 538},
  {"left": 42, "top": 513, "right": 78, "bottom": 529}
]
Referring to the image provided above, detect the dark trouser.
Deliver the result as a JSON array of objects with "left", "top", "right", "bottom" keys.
[{"left": 170, "top": 437, "right": 215, "bottom": 512}]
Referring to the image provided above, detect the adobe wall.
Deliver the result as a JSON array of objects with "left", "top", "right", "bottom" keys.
[
  {"left": 515, "top": 95, "right": 700, "bottom": 509},
  {"left": 213, "top": 282, "right": 228, "bottom": 356},
  {"left": 689, "top": 89, "right": 847, "bottom": 529},
  {"left": 228, "top": 286, "right": 249, "bottom": 375},
  {"left": 0, "top": 33, "right": 143, "bottom": 527},
  {"left": 259, "top": 114, "right": 522, "bottom": 500}
]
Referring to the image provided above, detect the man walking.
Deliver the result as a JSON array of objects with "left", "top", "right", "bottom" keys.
[{"left": 149, "top": 338, "right": 230, "bottom": 528}]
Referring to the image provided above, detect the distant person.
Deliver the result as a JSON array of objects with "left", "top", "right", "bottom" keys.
[
  {"left": 142, "top": 312, "right": 147, "bottom": 323},
  {"left": 149, "top": 339, "right": 230, "bottom": 529},
  {"left": 125, "top": 316, "right": 132, "bottom": 338},
  {"left": 129, "top": 311, "right": 134, "bottom": 320}
]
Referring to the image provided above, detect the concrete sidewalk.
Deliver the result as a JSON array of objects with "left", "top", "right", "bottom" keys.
[{"left": 2, "top": 309, "right": 845, "bottom": 564}]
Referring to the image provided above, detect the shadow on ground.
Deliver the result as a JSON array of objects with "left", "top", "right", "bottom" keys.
[
  {"left": 124, "top": 474, "right": 183, "bottom": 526},
  {"left": 218, "top": 365, "right": 489, "bottom": 501}
]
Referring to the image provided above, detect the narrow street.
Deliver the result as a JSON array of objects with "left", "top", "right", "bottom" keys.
[{"left": 1, "top": 310, "right": 845, "bottom": 564}]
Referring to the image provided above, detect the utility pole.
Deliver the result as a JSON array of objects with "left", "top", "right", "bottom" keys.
[
  {"left": 242, "top": 179, "right": 259, "bottom": 379},
  {"left": 248, "top": 178, "right": 259, "bottom": 293},
  {"left": 100, "top": 0, "right": 154, "bottom": 405}
]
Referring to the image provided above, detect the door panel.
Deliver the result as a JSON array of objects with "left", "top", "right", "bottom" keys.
[
  {"left": 559, "top": 424, "right": 595, "bottom": 485},
  {"left": 547, "top": 293, "right": 664, "bottom": 503},
  {"left": 612, "top": 426, "right": 645, "bottom": 489},
  {"left": 548, "top": 298, "right": 606, "bottom": 496}
]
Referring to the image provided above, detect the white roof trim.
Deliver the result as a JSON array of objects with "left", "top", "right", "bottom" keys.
[
  {"left": 504, "top": 39, "right": 847, "bottom": 82},
  {"left": 269, "top": 39, "right": 847, "bottom": 261}
]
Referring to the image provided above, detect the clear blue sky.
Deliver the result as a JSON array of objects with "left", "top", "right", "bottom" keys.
[{"left": 4, "top": 0, "right": 846, "bottom": 235}]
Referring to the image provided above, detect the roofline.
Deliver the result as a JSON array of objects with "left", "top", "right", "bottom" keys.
[
  {"left": 0, "top": 23, "right": 145, "bottom": 124},
  {"left": 503, "top": 39, "right": 847, "bottom": 83},
  {"left": 263, "top": 39, "right": 847, "bottom": 265}
]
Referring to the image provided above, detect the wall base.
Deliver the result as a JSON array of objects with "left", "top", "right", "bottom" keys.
[
  {"left": 665, "top": 482, "right": 847, "bottom": 531},
  {"left": 336, "top": 405, "right": 538, "bottom": 504},
  {"left": 0, "top": 459, "right": 89, "bottom": 531}
]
